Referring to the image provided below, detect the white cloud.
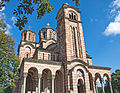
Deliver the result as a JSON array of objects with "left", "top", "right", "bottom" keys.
[
  {"left": 104, "top": 22, "right": 120, "bottom": 36},
  {"left": 104, "top": 0, "right": 120, "bottom": 36},
  {"left": 5, "top": 24, "right": 12, "bottom": 35},
  {"left": 11, "top": 17, "right": 17, "bottom": 26},
  {"left": 0, "top": 6, "right": 5, "bottom": 12},
  {"left": 110, "top": 0, "right": 120, "bottom": 14},
  {"left": 0, "top": 12, "right": 6, "bottom": 19},
  {"left": 115, "top": 12, "right": 120, "bottom": 22}
]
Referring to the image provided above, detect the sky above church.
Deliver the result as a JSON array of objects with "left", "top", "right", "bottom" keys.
[{"left": 0, "top": 0, "right": 120, "bottom": 73}]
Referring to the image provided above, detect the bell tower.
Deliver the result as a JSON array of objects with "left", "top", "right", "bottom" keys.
[{"left": 56, "top": 4, "right": 86, "bottom": 62}]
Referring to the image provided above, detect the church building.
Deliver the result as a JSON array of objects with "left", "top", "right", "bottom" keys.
[{"left": 14, "top": 4, "right": 113, "bottom": 93}]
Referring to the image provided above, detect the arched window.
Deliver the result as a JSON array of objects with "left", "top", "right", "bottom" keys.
[
  {"left": 69, "top": 14, "right": 72, "bottom": 19},
  {"left": 74, "top": 15, "right": 76, "bottom": 20},
  {"left": 73, "top": 27, "right": 78, "bottom": 58},
  {"left": 43, "top": 53, "right": 44, "bottom": 60},
  {"left": 88, "top": 73, "right": 93, "bottom": 90},
  {"left": 43, "top": 32, "right": 46, "bottom": 39},
  {"left": 26, "top": 54, "right": 29, "bottom": 58},
  {"left": 71, "top": 13, "right": 73, "bottom": 19},
  {"left": 24, "top": 32, "right": 26, "bottom": 40},
  {"left": 53, "top": 55, "right": 55, "bottom": 61}
]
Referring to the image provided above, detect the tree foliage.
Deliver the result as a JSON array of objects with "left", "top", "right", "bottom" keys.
[
  {"left": 111, "top": 69, "right": 120, "bottom": 93},
  {"left": 0, "top": 17, "right": 19, "bottom": 90},
  {"left": 0, "top": 0, "right": 80, "bottom": 30}
]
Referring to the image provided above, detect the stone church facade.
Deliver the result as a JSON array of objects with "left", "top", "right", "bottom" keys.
[{"left": 14, "top": 4, "right": 113, "bottom": 93}]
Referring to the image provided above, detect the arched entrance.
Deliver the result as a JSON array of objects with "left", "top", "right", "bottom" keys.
[
  {"left": 41, "top": 69, "right": 52, "bottom": 93},
  {"left": 103, "top": 74, "right": 111, "bottom": 93},
  {"left": 55, "top": 70, "right": 63, "bottom": 93},
  {"left": 26, "top": 67, "right": 38, "bottom": 93},
  {"left": 78, "top": 79, "right": 84, "bottom": 93},
  {"left": 95, "top": 73, "right": 102, "bottom": 93}
]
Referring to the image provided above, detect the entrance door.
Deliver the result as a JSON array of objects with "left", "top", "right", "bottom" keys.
[{"left": 78, "top": 79, "right": 84, "bottom": 93}]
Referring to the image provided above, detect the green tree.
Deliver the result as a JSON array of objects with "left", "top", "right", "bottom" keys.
[
  {"left": 98, "top": 87, "right": 102, "bottom": 93},
  {"left": 104, "top": 80, "right": 111, "bottom": 93},
  {"left": 0, "top": 0, "right": 80, "bottom": 30},
  {"left": 0, "top": 17, "right": 19, "bottom": 92},
  {"left": 111, "top": 69, "right": 120, "bottom": 93}
]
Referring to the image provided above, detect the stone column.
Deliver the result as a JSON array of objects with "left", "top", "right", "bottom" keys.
[
  {"left": 23, "top": 73, "right": 27, "bottom": 93},
  {"left": 109, "top": 79, "right": 113, "bottom": 93},
  {"left": 38, "top": 74, "right": 42, "bottom": 93},
  {"left": 52, "top": 75, "right": 55, "bottom": 93},
  {"left": 95, "top": 82, "right": 98, "bottom": 93},
  {"left": 93, "top": 77, "right": 96, "bottom": 93},
  {"left": 101, "top": 78, "right": 105, "bottom": 93}
]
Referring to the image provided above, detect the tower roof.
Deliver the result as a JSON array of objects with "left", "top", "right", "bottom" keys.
[
  {"left": 21, "top": 29, "right": 36, "bottom": 35},
  {"left": 56, "top": 3, "right": 81, "bottom": 19},
  {"left": 39, "top": 26, "right": 56, "bottom": 34}
]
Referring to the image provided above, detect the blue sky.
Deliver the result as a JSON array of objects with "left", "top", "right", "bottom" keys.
[{"left": 0, "top": 0, "right": 120, "bottom": 73}]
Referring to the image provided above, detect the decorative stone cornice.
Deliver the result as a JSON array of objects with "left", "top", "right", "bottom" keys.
[
  {"left": 65, "top": 17, "right": 82, "bottom": 23},
  {"left": 88, "top": 65, "right": 111, "bottom": 70},
  {"left": 23, "top": 58, "right": 62, "bottom": 65}
]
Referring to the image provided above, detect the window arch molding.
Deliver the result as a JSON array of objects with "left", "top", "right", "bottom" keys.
[{"left": 68, "top": 10, "right": 78, "bottom": 20}]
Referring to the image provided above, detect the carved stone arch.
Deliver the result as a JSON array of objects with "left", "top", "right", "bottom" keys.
[
  {"left": 26, "top": 66, "right": 39, "bottom": 73},
  {"left": 44, "top": 40, "right": 56, "bottom": 48},
  {"left": 95, "top": 73, "right": 102, "bottom": 82},
  {"left": 26, "top": 67, "right": 38, "bottom": 92},
  {"left": 22, "top": 43, "right": 35, "bottom": 49},
  {"left": 41, "top": 68, "right": 52, "bottom": 93},
  {"left": 88, "top": 72, "right": 94, "bottom": 90},
  {"left": 70, "top": 59, "right": 88, "bottom": 65},
  {"left": 103, "top": 73, "right": 110, "bottom": 80},
  {"left": 103, "top": 73, "right": 111, "bottom": 93},
  {"left": 55, "top": 70, "right": 63, "bottom": 93},
  {"left": 70, "top": 64, "right": 89, "bottom": 73},
  {"left": 40, "top": 68, "right": 53, "bottom": 75},
  {"left": 25, "top": 46, "right": 31, "bottom": 52}
]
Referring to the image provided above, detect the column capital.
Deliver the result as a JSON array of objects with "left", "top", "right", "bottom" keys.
[
  {"left": 23, "top": 73, "right": 28, "bottom": 78},
  {"left": 109, "top": 79, "right": 112, "bottom": 82},
  {"left": 101, "top": 78, "right": 104, "bottom": 83},
  {"left": 52, "top": 75, "right": 55, "bottom": 79},
  {"left": 38, "top": 73, "right": 42, "bottom": 78}
]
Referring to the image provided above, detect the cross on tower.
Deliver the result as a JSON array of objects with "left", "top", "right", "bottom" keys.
[
  {"left": 28, "top": 26, "right": 32, "bottom": 30},
  {"left": 47, "top": 23, "right": 50, "bottom": 27}
]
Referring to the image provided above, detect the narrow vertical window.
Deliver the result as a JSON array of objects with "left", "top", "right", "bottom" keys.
[
  {"left": 74, "top": 15, "right": 76, "bottom": 20},
  {"left": 69, "top": 14, "right": 71, "bottom": 19},
  {"left": 24, "top": 32, "right": 26, "bottom": 40},
  {"left": 72, "top": 13, "right": 73, "bottom": 19},
  {"left": 26, "top": 54, "right": 29, "bottom": 58},
  {"left": 43, "top": 32, "right": 46, "bottom": 39},
  {"left": 48, "top": 54, "right": 50, "bottom": 61},
  {"left": 43, "top": 53, "right": 44, "bottom": 60},
  {"left": 73, "top": 27, "right": 78, "bottom": 58},
  {"left": 53, "top": 55, "right": 55, "bottom": 61}
]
